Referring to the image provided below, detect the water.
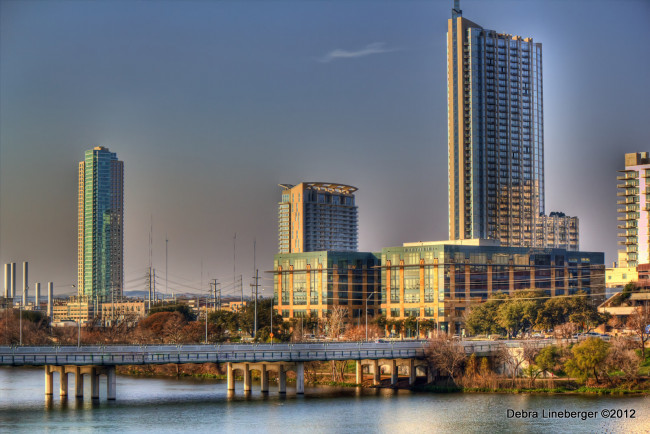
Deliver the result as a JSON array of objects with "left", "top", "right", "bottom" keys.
[{"left": 0, "top": 367, "right": 648, "bottom": 433}]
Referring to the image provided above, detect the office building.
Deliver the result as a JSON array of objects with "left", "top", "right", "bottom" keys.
[
  {"left": 77, "top": 146, "right": 124, "bottom": 303},
  {"left": 447, "top": 1, "right": 578, "bottom": 248},
  {"left": 278, "top": 183, "right": 358, "bottom": 253},
  {"left": 617, "top": 152, "right": 650, "bottom": 267},
  {"left": 273, "top": 251, "right": 380, "bottom": 320},
  {"left": 379, "top": 239, "right": 604, "bottom": 334}
]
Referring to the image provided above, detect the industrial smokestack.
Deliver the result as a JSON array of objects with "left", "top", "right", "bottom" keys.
[
  {"left": 10, "top": 263, "right": 16, "bottom": 299},
  {"left": 3, "top": 264, "right": 8, "bottom": 298},
  {"left": 22, "top": 262, "right": 28, "bottom": 306},
  {"left": 35, "top": 282, "right": 41, "bottom": 307},
  {"left": 47, "top": 282, "right": 54, "bottom": 319}
]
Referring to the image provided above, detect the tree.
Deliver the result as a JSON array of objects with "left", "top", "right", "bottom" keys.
[
  {"left": 325, "top": 306, "right": 347, "bottom": 340},
  {"left": 566, "top": 293, "right": 609, "bottom": 332},
  {"left": 565, "top": 337, "right": 610, "bottom": 383},
  {"left": 626, "top": 306, "right": 650, "bottom": 359},
  {"left": 606, "top": 338, "right": 641, "bottom": 383},
  {"left": 464, "top": 293, "right": 507, "bottom": 336},
  {"left": 149, "top": 304, "right": 196, "bottom": 322},
  {"left": 535, "top": 345, "right": 563, "bottom": 380},
  {"left": 496, "top": 290, "right": 545, "bottom": 338},
  {"left": 426, "top": 335, "right": 466, "bottom": 385}
]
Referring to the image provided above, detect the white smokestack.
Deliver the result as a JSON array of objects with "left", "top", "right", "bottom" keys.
[
  {"left": 3, "top": 264, "right": 8, "bottom": 298},
  {"left": 22, "top": 262, "right": 28, "bottom": 306},
  {"left": 47, "top": 282, "right": 54, "bottom": 319},
  {"left": 10, "top": 263, "right": 16, "bottom": 299},
  {"left": 35, "top": 282, "right": 41, "bottom": 307}
]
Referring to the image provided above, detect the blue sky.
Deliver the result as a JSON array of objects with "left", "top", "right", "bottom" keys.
[{"left": 1, "top": 0, "right": 649, "bottom": 297}]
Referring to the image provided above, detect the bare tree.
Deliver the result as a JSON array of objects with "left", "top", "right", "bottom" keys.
[
  {"left": 606, "top": 337, "right": 641, "bottom": 384},
  {"left": 493, "top": 344, "right": 526, "bottom": 387},
  {"left": 554, "top": 322, "right": 578, "bottom": 340},
  {"left": 325, "top": 306, "right": 347, "bottom": 340},
  {"left": 426, "top": 335, "right": 466, "bottom": 385},
  {"left": 626, "top": 306, "right": 650, "bottom": 359}
]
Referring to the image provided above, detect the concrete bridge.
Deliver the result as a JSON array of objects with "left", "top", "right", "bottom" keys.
[{"left": 0, "top": 341, "right": 506, "bottom": 400}]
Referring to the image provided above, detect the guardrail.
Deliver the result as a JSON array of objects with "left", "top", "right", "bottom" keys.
[{"left": 0, "top": 340, "right": 560, "bottom": 367}]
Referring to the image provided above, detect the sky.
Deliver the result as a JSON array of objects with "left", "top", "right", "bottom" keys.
[{"left": 1, "top": 0, "right": 649, "bottom": 298}]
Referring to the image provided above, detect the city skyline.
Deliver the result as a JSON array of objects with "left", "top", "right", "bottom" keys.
[{"left": 1, "top": 1, "right": 649, "bottom": 297}]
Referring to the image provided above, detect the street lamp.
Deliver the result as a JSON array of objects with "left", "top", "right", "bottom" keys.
[{"left": 365, "top": 291, "right": 375, "bottom": 342}]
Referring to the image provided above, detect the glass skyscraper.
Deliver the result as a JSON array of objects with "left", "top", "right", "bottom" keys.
[
  {"left": 448, "top": 1, "right": 544, "bottom": 247},
  {"left": 77, "top": 146, "right": 124, "bottom": 302},
  {"left": 447, "top": 1, "right": 578, "bottom": 250}
]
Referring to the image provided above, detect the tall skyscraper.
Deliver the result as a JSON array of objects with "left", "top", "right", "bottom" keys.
[
  {"left": 617, "top": 152, "right": 650, "bottom": 267},
  {"left": 447, "top": 0, "right": 577, "bottom": 250},
  {"left": 77, "top": 146, "right": 124, "bottom": 302},
  {"left": 278, "top": 182, "right": 358, "bottom": 253}
]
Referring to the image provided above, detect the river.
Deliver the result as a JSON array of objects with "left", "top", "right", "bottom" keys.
[{"left": 0, "top": 367, "right": 647, "bottom": 433}]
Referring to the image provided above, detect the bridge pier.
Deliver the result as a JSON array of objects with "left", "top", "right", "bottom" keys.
[
  {"left": 278, "top": 364, "right": 286, "bottom": 394},
  {"left": 91, "top": 367, "right": 100, "bottom": 399},
  {"left": 296, "top": 362, "right": 304, "bottom": 395},
  {"left": 409, "top": 359, "right": 416, "bottom": 386},
  {"left": 227, "top": 362, "right": 235, "bottom": 391},
  {"left": 356, "top": 361, "right": 363, "bottom": 384},
  {"left": 75, "top": 367, "right": 84, "bottom": 398},
  {"left": 390, "top": 360, "right": 398, "bottom": 385},
  {"left": 59, "top": 367, "right": 68, "bottom": 397},
  {"left": 45, "top": 366, "right": 53, "bottom": 395},
  {"left": 243, "top": 364, "right": 251, "bottom": 392},
  {"left": 107, "top": 366, "right": 116, "bottom": 400},
  {"left": 261, "top": 364, "right": 269, "bottom": 393},
  {"left": 372, "top": 360, "right": 380, "bottom": 385}
]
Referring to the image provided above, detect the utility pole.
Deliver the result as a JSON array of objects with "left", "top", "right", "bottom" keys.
[
  {"left": 165, "top": 236, "right": 168, "bottom": 300},
  {"left": 250, "top": 269, "right": 260, "bottom": 339},
  {"left": 217, "top": 282, "right": 221, "bottom": 311}
]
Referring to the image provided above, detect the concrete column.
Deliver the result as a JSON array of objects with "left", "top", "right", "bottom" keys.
[
  {"left": 409, "top": 359, "right": 416, "bottom": 386},
  {"left": 296, "top": 362, "right": 304, "bottom": 395},
  {"left": 91, "top": 368, "right": 100, "bottom": 399},
  {"left": 107, "top": 366, "right": 116, "bottom": 400},
  {"left": 45, "top": 366, "right": 53, "bottom": 396},
  {"left": 278, "top": 364, "right": 286, "bottom": 394},
  {"left": 261, "top": 364, "right": 269, "bottom": 393},
  {"left": 227, "top": 363, "right": 235, "bottom": 391},
  {"left": 372, "top": 360, "right": 380, "bottom": 385},
  {"left": 427, "top": 367, "right": 434, "bottom": 384},
  {"left": 243, "top": 363, "right": 251, "bottom": 392},
  {"left": 390, "top": 360, "right": 398, "bottom": 385},
  {"left": 59, "top": 369, "right": 68, "bottom": 397},
  {"left": 75, "top": 366, "right": 84, "bottom": 398},
  {"left": 355, "top": 361, "right": 362, "bottom": 384}
]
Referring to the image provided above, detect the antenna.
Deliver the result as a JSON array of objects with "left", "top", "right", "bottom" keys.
[{"left": 452, "top": 0, "right": 462, "bottom": 18}]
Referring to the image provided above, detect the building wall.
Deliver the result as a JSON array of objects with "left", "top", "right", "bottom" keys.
[
  {"left": 273, "top": 251, "right": 380, "bottom": 320},
  {"left": 535, "top": 212, "right": 579, "bottom": 251},
  {"left": 448, "top": 8, "right": 544, "bottom": 246},
  {"left": 380, "top": 241, "right": 604, "bottom": 334},
  {"left": 78, "top": 146, "right": 124, "bottom": 302},
  {"left": 278, "top": 183, "right": 358, "bottom": 253},
  {"left": 617, "top": 152, "right": 650, "bottom": 267}
]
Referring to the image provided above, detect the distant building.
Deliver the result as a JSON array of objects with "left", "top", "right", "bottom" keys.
[
  {"left": 52, "top": 296, "right": 94, "bottom": 324},
  {"left": 379, "top": 239, "right": 604, "bottom": 334},
  {"left": 617, "top": 152, "right": 650, "bottom": 267},
  {"left": 278, "top": 183, "right": 358, "bottom": 253},
  {"left": 78, "top": 146, "right": 124, "bottom": 303},
  {"left": 446, "top": 1, "right": 578, "bottom": 249},
  {"left": 53, "top": 296, "right": 145, "bottom": 325},
  {"left": 535, "top": 212, "right": 579, "bottom": 251},
  {"left": 273, "top": 251, "right": 380, "bottom": 321},
  {"left": 100, "top": 300, "right": 146, "bottom": 325}
]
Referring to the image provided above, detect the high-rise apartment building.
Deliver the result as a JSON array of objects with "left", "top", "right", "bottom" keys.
[
  {"left": 278, "top": 183, "right": 358, "bottom": 253},
  {"left": 447, "top": 1, "right": 578, "bottom": 250},
  {"left": 77, "top": 146, "right": 124, "bottom": 302},
  {"left": 617, "top": 152, "right": 650, "bottom": 267}
]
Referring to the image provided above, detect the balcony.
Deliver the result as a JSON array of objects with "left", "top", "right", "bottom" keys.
[{"left": 617, "top": 190, "right": 636, "bottom": 197}]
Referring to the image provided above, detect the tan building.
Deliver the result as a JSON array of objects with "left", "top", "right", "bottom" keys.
[
  {"left": 274, "top": 251, "right": 381, "bottom": 321},
  {"left": 52, "top": 297, "right": 94, "bottom": 324},
  {"left": 606, "top": 265, "right": 638, "bottom": 290},
  {"left": 380, "top": 240, "right": 605, "bottom": 334},
  {"left": 278, "top": 183, "right": 358, "bottom": 253},
  {"left": 100, "top": 301, "right": 146, "bottom": 325},
  {"left": 617, "top": 152, "right": 650, "bottom": 267}
]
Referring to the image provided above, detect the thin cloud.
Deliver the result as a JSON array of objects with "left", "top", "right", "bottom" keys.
[{"left": 317, "top": 42, "right": 399, "bottom": 63}]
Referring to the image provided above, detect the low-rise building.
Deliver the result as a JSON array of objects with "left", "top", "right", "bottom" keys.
[
  {"left": 100, "top": 300, "right": 146, "bottom": 325},
  {"left": 379, "top": 239, "right": 605, "bottom": 334},
  {"left": 52, "top": 297, "right": 94, "bottom": 324},
  {"left": 273, "top": 251, "right": 381, "bottom": 320}
]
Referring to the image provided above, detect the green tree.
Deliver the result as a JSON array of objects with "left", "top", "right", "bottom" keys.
[
  {"left": 535, "top": 345, "right": 562, "bottom": 378},
  {"left": 565, "top": 338, "right": 610, "bottom": 383},
  {"left": 464, "top": 293, "right": 507, "bottom": 335},
  {"left": 497, "top": 290, "right": 545, "bottom": 337}
]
